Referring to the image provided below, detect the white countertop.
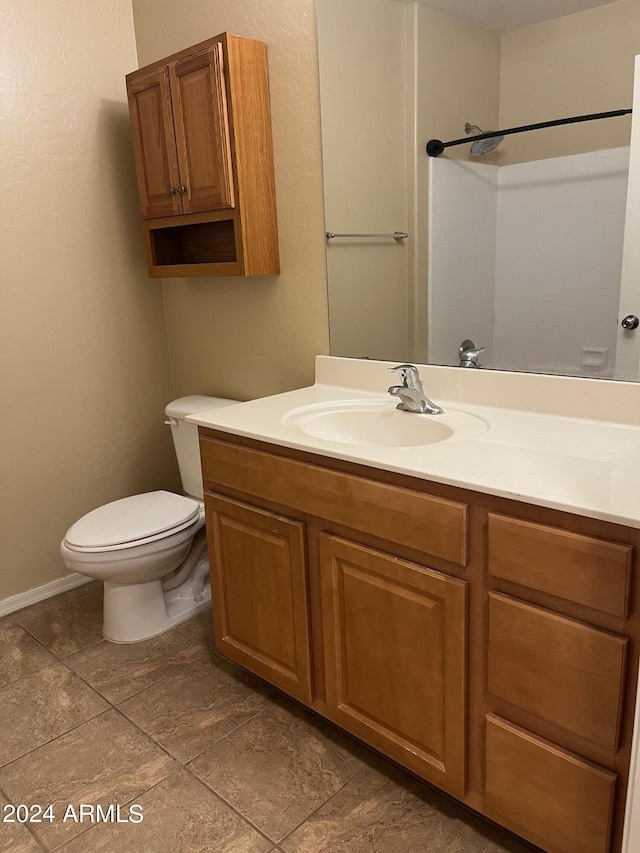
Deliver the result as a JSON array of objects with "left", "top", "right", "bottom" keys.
[{"left": 187, "top": 357, "right": 640, "bottom": 529}]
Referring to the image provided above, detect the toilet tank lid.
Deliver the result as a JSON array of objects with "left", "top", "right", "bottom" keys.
[{"left": 165, "top": 395, "right": 238, "bottom": 419}]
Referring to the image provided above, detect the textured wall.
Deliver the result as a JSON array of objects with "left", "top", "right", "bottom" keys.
[
  {"left": 131, "top": 0, "right": 330, "bottom": 401},
  {"left": 0, "top": 0, "right": 178, "bottom": 599}
]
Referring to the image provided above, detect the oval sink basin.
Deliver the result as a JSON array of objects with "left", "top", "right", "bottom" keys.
[{"left": 283, "top": 400, "right": 487, "bottom": 447}]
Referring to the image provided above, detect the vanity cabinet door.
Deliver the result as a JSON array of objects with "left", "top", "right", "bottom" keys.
[
  {"left": 127, "top": 67, "right": 183, "bottom": 219},
  {"left": 169, "top": 44, "right": 235, "bottom": 214},
  {"left": 319, "top": 534, "right": 467, "bottom": 798},
  {"left": 205, "top": 494, "right": 313, "bottom": 704}
]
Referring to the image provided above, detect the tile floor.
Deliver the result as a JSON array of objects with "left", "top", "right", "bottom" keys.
[{"left": 0, "top": 582, "right": 538, "bottom": 852}]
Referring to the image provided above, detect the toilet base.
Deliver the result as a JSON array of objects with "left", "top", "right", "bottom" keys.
[{"left": 103, "top": 565, "right": 212, "bottom": 643}]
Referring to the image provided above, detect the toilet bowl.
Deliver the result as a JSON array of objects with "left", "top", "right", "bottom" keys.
[{"left": 60, "top": 396, "right": 237, "bottom": 643}]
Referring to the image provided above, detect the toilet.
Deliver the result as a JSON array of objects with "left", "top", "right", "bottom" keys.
[{"left": 60, "top": 396, "right": 237, "bottom": 643}]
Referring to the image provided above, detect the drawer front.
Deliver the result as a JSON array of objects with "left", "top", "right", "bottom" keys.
[
  {"left": 488, "top": 513, "right": 632, "bottom": 617},
  {"left": 488, "top": 593, "right": 627, "bottom": 750},
  {"left": 205, "top": 494, "right": 313, "bottom": 703},
  {"left": 201, "top": 436, "right": 468, "bottom": 566},
  {"left": 485, "top": 715, "right": 616, "bottom": 853}
]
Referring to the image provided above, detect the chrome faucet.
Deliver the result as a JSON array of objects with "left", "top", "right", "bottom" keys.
[
  {"left": 459, "top": 339, "right": 485, "bottom": 368},
  {"left": 388, "top": 364, "right": 443, "bottom": 415}
]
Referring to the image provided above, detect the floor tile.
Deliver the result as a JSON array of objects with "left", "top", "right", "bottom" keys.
[
  {"left": 189, "top": 699, "right": 364, "bottom": 842},
  {"left": 485, "top": 831, "right": 540, "bottom": 852},
  {"left": 0, "top": 795, "right": 41, "bottom": 852},
  {"left": 281, "top": 761, "right": 501, "bottom": 853},
  {"left": 119, "top": 655, "right": 274, "bottom": 763},
  {"left": 65, "top": 630, "right": 209, "bottom": 704},
  {"left": 0, "top": 709, "right": 176, "bottom": 849},
  {"left": 17, "top": 583, "right": 103, "bottom": 659},
  {"left": 56, "top": 769, "right": 271, "bottom": 853},
  {"left": 177, "top": 609, "right": 216, "bottom": 651},
  {"left": 0, "top": 626, "right": 56, "bottom": 688},
  {"left": 0, "top": 612, "right": 24, "bottom": 632},
  {"left": 0, "top": 588, "right": 536, "bottom": 853},
  {"left": 0, "top": 663, "right": 108, "bottom": 767}
]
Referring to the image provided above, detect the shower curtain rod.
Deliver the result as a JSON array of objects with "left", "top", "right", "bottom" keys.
[{"left": 426, "top": 108, "right": 632, "bottom": 157}]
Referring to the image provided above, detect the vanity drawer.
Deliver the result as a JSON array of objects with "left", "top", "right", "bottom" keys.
[
  {"left": 200, "top": 436, "right": 468, "bottom": 566},
  {"left": 485, "top": 715, "right": 616, "bottom": 853},
  {"left": 488, "top": 593, "right": 627, "bottom": 750},
  {"left": 488, "top": 513, "right": 632, "bottom": 617}
]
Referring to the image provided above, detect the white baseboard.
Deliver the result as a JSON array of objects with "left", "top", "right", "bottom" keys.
[{"left": 0, "top": 573, "right": 93, "bottom": 618}]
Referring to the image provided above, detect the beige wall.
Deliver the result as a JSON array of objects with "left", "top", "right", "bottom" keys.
[
  {"left": 131, "top": 0, "right": 330, "bottom": 401},
  {"left": 412, "top": 4, "right": 501, "bottom": 360},
  {"left": 317, "top": 0, "right": 410, "bottom": 362},
  {"left": 0, "top": 0, "right": 178, "bottom": 599},
  {"left": 416, "top": 5, "right": 502, "bottom": 164},
  {"left": 500, "top": 0, "right": 639, "bottom": 163}
]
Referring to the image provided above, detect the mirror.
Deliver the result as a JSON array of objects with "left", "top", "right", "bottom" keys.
[{"left": 316, "top": 0, "right": 640, "bottom": 379}]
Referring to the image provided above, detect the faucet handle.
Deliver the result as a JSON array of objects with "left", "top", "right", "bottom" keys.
[
  {"left": 467, "top": 346, "right": 485, "bottom": 358},
  {"left": 388, "top": 364, "right": 420, "bottom": 387}
]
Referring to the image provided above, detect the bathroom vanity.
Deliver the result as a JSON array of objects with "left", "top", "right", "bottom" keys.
[{"left": 189, "top": 357, "right": 640, "bottom": 853}]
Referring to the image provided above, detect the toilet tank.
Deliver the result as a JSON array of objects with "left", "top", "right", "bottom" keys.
[{"left": 165, "top": 396, "right": 238, "bottom": 499}]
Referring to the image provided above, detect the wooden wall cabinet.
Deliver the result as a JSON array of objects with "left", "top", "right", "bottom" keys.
[
  {"left": 126, "top": 33, "right": 279, "bottom": 278},
  {"left": 199, "top": 430, "right": 640, "bottom": 853}
]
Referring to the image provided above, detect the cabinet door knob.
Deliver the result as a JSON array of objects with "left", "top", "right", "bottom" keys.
[
  {"left": 167, "top": 187, "right": 176, "bottom": 196},
  {"left": 177, "top": 185, "right": 187, "bottom": 195}
]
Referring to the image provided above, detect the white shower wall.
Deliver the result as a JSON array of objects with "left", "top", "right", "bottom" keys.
[
  {"left": 494, "top": 148, "right": 630, "bottom": 375},
  {"left": 428, "top": 159, "right": 498, "bottom": 367},
  {"left": 428, "top": 148, "right": 630, "bottom": 376}
]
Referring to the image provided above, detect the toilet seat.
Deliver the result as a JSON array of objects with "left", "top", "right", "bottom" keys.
[{"left": 63, "top": 491, "right": 202, "bottom": 553}]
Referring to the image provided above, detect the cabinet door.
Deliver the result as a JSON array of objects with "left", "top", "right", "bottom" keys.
[
  {"left": 170, "top": 45, "right": 235, "bottom": 214},
  {"left": 127, "top": 68, "right": 182, "bottom": 218},
  {"left": 206, "top": 494, "right": 312, "bottom": 704},
  {"left": 320, "top": 534, "right": 467, "bottom": 797}
]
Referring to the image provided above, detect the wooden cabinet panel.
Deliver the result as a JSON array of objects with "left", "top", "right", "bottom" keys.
[
  {"left": 488, "top": 593, "right": 628, "bottom": 750},
  {"left": 170, "top": 45, "right": 235, "bottom": 214},
  {"left": 127, "top": 68, "right": 182, "bottom": 219},
  {"left": 205, "top": 494, "right": 312, "bottom": 703},
  {"left": 200, "top": 436, "right": 468, "bottom": 566},
  {"left": 485, "top": 715, "right": 616, "bottom": 853},
  {"left": 488, "top": 513, "right": 632, "bottom": 617},
  {"left": 223, "top": 34, "right": 279, "bottom": 275},
  {"left": 198, "top": 436, "right": 638, "bottom": 853},
  {"left": 320, "top": 535, "right": 467, "bottom": 797},
  {"left": 126, "top": 33, "right": 279, "bottom": 277}
]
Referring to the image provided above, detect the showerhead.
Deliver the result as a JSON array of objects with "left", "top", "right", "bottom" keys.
[
  {"left": 464, "top": 122, "right": 503, "bottom": 157},
  {"left": 470, "top": 135, "right": 504, "bottom": 156}
]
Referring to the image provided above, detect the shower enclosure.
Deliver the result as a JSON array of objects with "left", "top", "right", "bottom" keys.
[{"left": 428, "top": 145, "right": 631, "bottom": 377}]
